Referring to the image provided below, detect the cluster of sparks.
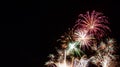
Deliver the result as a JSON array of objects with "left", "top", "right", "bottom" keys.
[{"left": 45, "top": 10, "right": 120, "bottom": 67}]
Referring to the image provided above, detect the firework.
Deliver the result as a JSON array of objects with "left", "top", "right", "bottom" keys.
[
  {"left": 56, "top": 62, "right": 70, "bottom": 67},
  {"left": 74, "top": 10, "right": 110, "bottom": 39},
  {"left": 106, "top": 38, "right": 116, "bottom": 45},
  {"left": 102, "top": 55, "right": 111, "bottom": 67},
  {"left": 57, "top": 28, "right": 74, "bottom": 49},
  {"left": 55, "top": 50, "right": 72, "bottom": 67},
  {"left": 73, "top": 29, "right": 94, "bottom": 49},
  {"left": 76, "top": 55, "right": 90, "bottom": 67},
  {"left": 66, "top": 42, "right": 78, "bottom": 55},
  {"left": 45, "top": 10, "right": 119, "bottom": 67},
  {"left": 66, "top": 42, "right": 84, "bottom": 57},
  {"left": 99, "top": 41, "right": 106, "bottom": 50}
]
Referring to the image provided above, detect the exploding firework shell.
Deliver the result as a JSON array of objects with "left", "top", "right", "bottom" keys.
[
  {"left": 73, "top": 29, "right": 95, "bottom": 49},
  {"left": 74, "top": 10, "right": 110, "bottom": 40}
]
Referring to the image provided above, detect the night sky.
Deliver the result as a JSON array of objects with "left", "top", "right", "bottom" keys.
[{"left": 15, "top": 0, "right": 120, "bottom": 67}]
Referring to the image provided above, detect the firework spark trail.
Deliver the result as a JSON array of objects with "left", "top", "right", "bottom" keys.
[
  {"left": 76, "top": 56, "right": 90, "bottom": 67},
  {"left": 73, "top": 58, "right": 79, "bottom": 67},
  {"left": 64, "top": 50, "right": 66, "bottom": 67},
  {"left": 57, "top": 62, "right": 68, "bottom": 67},
  {"left": 56, "top": 50, "right": 73, "bottom": 67}
]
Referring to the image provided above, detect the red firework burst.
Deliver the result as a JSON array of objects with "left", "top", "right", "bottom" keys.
[{"left": 75, "top": 10, "right": 110, "bottom": 39}]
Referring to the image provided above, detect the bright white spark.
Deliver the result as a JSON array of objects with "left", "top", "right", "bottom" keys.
[
  {"left": 68, "top": 42, "right": 76, "bottom": 51},
  {"left": 74, "top": 30, "right": 93, "bottom": 48}
]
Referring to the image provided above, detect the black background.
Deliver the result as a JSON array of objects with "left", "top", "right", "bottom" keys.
[{"left": 6, "top": 0, "right": 120, "bottom": 67}]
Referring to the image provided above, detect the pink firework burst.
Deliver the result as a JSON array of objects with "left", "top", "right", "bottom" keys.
[
  {"left": 75, "top": 10, "right": 110, "bottom": 39},
  {"left": 73, "top": 29, "right": 94, "bottom": 49}
]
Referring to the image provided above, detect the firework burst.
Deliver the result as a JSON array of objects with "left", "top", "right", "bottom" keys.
[
  {"left": 66, "top": 42, "right": 84, "bottom": 57},
  {"left": 75, "top": 10, "right": 110, "bottom": 39},
  {"left": 73, "top": 29, "right": 94, "bottom": 49}
]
